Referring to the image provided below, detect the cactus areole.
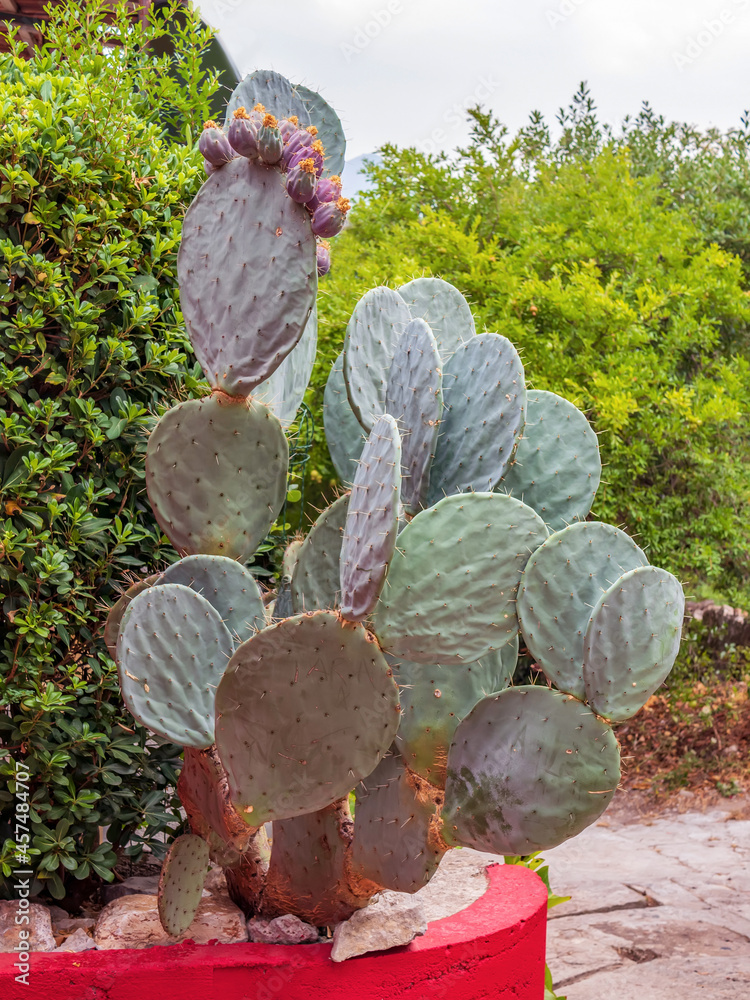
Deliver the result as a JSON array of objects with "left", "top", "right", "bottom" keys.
[{"left": 108, "top": 70, "right": 685, "bottom": 942}]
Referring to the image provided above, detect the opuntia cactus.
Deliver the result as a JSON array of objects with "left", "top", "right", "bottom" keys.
[{"left": 109, "top": 70, "right": 685, "bottom": 938}]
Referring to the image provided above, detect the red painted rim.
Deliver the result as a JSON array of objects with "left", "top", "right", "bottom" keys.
[{"left": 0, "top": 864, "right": 549, "bottom": 1000}]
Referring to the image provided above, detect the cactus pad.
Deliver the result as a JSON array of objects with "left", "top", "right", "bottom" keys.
[
  {"left": 224, "top": 69, "right": 311, "bottom": 129},
  {"left": 214, "top": 612, "right": 400, "bottom": 825},
  {"left": 146, "top": 393, "right": 287, "bottom": 562},
  {"left": 584, "top": 566, "right": 685, "bottom": 722},
  {"left": 372, "top": 492, "right": 547, "bottom": 664},
  {"left": 160, "top": 554, "right": 265, "bottom": 646},
  {"left": 104, "top": 574, "right": 159, "bottom": 657},
  {"left": 157, "top": 834, "right": 210, "bottom": 937},
  {"left": 351, "top": 748, "right": 446, "bottom": 893},
  {"left": 340, "top": 414, "right": 402, "bottom": 621},
  {"left": 427, "top": 333, "right": 525, "bottom": 505},
  {"left": 499, "top": 389, "right": 601, "bottom": 531},
  {"left": 254, "top": 305, "right": 317, "bottom": 430},
  {"left": 395, "top": 637, "right": 518, "bottom": 786},
  {"left": 291, "top": 493, "right": 350, "bottom": 613},
  {"left": 385, "top": 318, "right": 442, "bottom": 513},
  {"left": 443, "top": 686, "right": 620, "bottom": 855},
  {"left": 343, "top": 286, "right": 412, "bottom": 431},
  {"left": 294, "top": 84, "right": 346, "bottom": 177},
  {"left": 118, "top": 584, "right": 233, "bottom": 748},
  {"left": 178, "top": 157, "right": 317, "bottom": 396},
  {"left": 517, "top": 522, "right": 648, "bottom": 699},
  {"left": 397, "top": 277, "right": 475, "bottom": 361},
  {"left": 323, "top": 353, "right": 367, "bottom": 485}
]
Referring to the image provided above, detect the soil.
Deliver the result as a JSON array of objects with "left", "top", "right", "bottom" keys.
[{"left": 611, "top": 678, "right": 750, "bottom": 819}]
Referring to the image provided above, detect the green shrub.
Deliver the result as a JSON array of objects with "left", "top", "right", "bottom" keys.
[
  {"left": 0, "top": 1, "right": 219, "bottom": 899},
  {"left": 312, "top": 108, "right": 750, "bottom": 606}
]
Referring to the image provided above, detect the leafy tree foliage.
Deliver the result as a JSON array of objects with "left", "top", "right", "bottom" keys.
[{"left": 0, "top": 1, "right": 219, "bottom": 899}]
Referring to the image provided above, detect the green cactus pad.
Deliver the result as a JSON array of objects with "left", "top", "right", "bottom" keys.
[
  {"left": 351, "top": 748, "right": 446, "bottom": 893},
  {"left": 443, "top": 686, "right": 620, "bottom": 854},
  {"left": 104, "top": 574, "right": 159, "bottom": 657},
  {"left": 214, "top": 612, "right": 400, "bottom": 825},
  {"left": 291, "top": 493, "right": 350, "bottom": 613},
  {"left": 118, "top": 584, "right": 233, "bottom": 748},
  {"left": 517, "top": 522, "right": 648, "bottom": 699},
  {"left": 178, "top": 157, "right": 317, "bottom": 396},
  {"left": 397, "top": 277, "right": 475, "bottom": 361},
  {"left": 372, "top": 492, "right": 547, "bottom": 664},
  {"left": 385, "top": 318, "right": 442, "bottom": 514},
  {"left": 146, "top": 393, "right": 288, "bottom": 562},
  {"left": 394, "top": 637, "right": 518, "bottom": 787},
  {"left": 323, "top": 353, "right": 367, "bottom": 485},
  {"left": 584, "top": 566, "right": 685, "bottom": 722},
  {"left": 340, "top": 414, "right": 401, "bottom": 621},
  {"left": 224, "top": 69, "right": 311, "bottom": 128},
  {"left": 499, "top": 389, "right": 602, "bottom": 532},
  {"left": 294, "top": 84, "right": 346, "bottom": 177},
  {"left": 254, "top": 305, "right": 317, "bottom": 430},
  {"left": 262, "top": 800, "right": 368, "bottom": 924},
  {"left": 160, "top": 554, "right": 265, "bottom": 646},
  {"left": 343, "top": 286, "right": 412, "bottom": 431},
  {"left": 157, "top": 834, "right": 210, "bottom": 937},
  {"left": 426, "top": 334, "right": 525, "bottom": 506}
]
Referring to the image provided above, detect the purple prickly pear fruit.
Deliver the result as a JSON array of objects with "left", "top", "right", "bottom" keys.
[
  {"left": 316, "top": 240, "right": 331, "bottom": 276},
  {"left": 278, "top": 116, "right": 299, "bottom": 141},
  {"left": 286, "top": 157, "right": 319, "bottom": 204},
  {"left": 311, "top": 196, "right": 350, "bottom": 238},
  {"left": 198, "top": 120, "right": 233, "bottom": 167},
  {"left": 308, "top": 174, "right": 342, "bottom": 212},
  {"left": 204, "top": 158, "right": 218, "bottom": 176},
  {"left": 257, "top": 113, "right": 284, "bottom": 165},
  {"left": 228, "top": 107, "right": 259, "bottom": 159},
  {"left": 282, "top": 128, "right": 314, "bottom": 170}
]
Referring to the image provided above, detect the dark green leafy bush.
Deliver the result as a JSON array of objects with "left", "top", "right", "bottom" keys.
[{"left": 0, "top": 1, "right": 219, "bottom": 899}]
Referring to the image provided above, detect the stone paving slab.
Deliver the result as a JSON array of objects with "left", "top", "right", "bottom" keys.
[{"left": 544, "top": 802, "right": 750, "bottom": 998}]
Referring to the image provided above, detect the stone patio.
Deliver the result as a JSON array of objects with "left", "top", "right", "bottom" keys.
[{"left": 544, "top": 798, "right": 750, "bottom": 998}]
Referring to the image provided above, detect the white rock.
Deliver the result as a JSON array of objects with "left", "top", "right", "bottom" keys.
[
  {"left": 247, "top": 913, "right": 319, "bottom": 944},
  {"left": 0, "top": 901, "right": 56, "bottom": 953},
  {"left": 53, "top": 916, "right": 96, "bottom": 936},
  {"left": 94, "top": 894, "right": 248, "bottom": 950},
  {"left": 55, "top": 927, "right": 97, "bottom": 952},
  {"left": 331, "top": 892, "right": 427, "bottom": 962}
]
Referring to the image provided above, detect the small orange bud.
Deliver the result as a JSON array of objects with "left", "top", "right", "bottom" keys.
[
  {"left": 319, "top": 240, "right": 331, "bottom": 250},
  {"left": 203, "top": 120, "right": 218, "bottom": 130},
  {"left": 289, "top": 115, "right": 299, "bottom": 125},
  {"left": 233, "top": 106, "right": 250, "bottom": 120},
  {"left": 299, "top": 157, "right": 316, "bottom": 174},
  {"left": 312, "top": 139, "right": 325, "bottom": 156},
  {"left": 306, "top": 125, "right": 319, "bottom": 136},
  {"left": 253, "top": 103, "right": 266, "bottom": 113},
  {"left": 263, "top": 113, "right": 278, "bottom": 128},
  {"left": 336, "top": 197, "right": 351, "bottom": 214},
  {"left": 329, "top": 175, "right": 342, "bottom": 187}
]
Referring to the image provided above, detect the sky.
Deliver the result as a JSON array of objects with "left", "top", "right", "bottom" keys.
[{"left": 194, "top": 0, "right": 750, "bottom": 162}]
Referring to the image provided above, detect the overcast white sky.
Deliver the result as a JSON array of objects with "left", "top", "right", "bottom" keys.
[{"left": 195, "top": 0, "right": 750, "bottom": 161}]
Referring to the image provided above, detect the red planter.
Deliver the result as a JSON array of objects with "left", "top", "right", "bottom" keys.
[{"left": 0, "top": 864, "right": 547, "bottom": 1000}]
